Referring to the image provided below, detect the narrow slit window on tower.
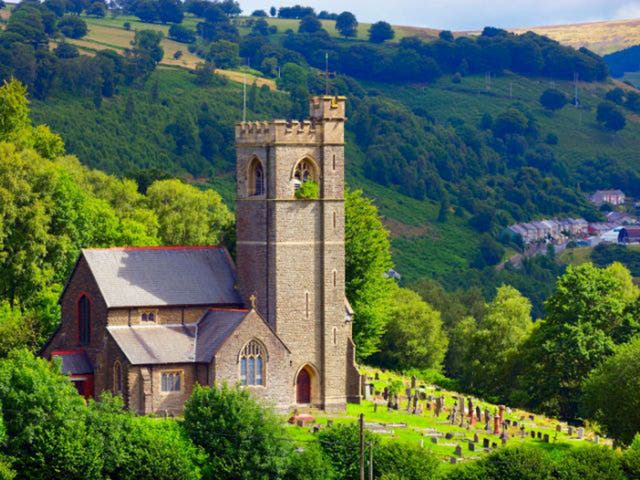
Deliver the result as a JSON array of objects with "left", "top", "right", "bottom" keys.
[
  {"left": 333, "top": 327, "right": 337, "bottom": 345},
  {"left": 332, "top": 154, "right": 336, "bottom": 170},
  {"left": 305, "top": 292, "right": 310, "bottom": 319},
  {"left": 333, "top": 211, "right": 337, "bottom": 229},
  {"left": 333, "top": 270, "right": 337, "bottom": 288}
]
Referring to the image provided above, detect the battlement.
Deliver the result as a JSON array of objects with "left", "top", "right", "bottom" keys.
[{"left": 235, "top": 96, "right": 345, "bottom": 146}]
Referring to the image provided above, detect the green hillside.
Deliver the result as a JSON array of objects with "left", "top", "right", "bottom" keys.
[{"left": 30, "top": 67, "right": 640, "bottom": 286}]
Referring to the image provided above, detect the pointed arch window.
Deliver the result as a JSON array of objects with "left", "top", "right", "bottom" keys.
[
  {"left": 249, "top": 158, "right": 265, "bottom": 196},
  {"left": 78, "top": 295, "right": 90, "bottom": 345},
  {"left": 239, "top": 340, "right": 266, "bottom": 386},
  {"left": 293, "top": 158, "right": 316, "bottom": 187}
]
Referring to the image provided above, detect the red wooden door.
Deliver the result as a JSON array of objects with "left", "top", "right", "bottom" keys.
[{"left": 296, "top": 369, "right": 311, "bottom": 404}]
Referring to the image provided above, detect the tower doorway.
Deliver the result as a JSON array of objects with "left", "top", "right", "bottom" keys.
[{"left": 296, "top": 368, "right": 311, "bottom": 404}]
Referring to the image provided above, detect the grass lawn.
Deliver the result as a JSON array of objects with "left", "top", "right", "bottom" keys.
[{"left": 283, "top": 367, "right": 607, "bottom": 468}]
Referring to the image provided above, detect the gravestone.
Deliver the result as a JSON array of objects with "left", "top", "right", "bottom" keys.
[
  {"left": 374, "top": 372, "right": 379, "bottom": 380},
  {"left": 568, "top": 426, "right": 574, "bottom": 436},
  {"left": 450, "top": 457, "right": 458, "bottom": 465},
  {"left": 313, "top": 425, "right": 320, "bottom": 433},
  {"left": 491, "top": 442, "right": 497, "bottom": 449},
  {"left": 454, "top": 445, "right": 463, "bottom": 457},
  {"left": 431, "top": 437, "right": 438, "bottom": 444},
  {"left": 468, "top": 442, "right": 476, "bottom": 452},
  {"left": 473, "top": 433, "right": 479, "bottom": 443},
  {"left": 476, "top": 406, "right": 482, "bottom": 423},
  {"left": 512, "top": 421, "right": 518, "bottom": 427},
  {"left": 577, "top": 427, "right": 584, "bottom": 439},
  {"left": 543, "top": 434, "right": 550, "bottom": 443},
  {"left": 411, "top": 376, "right": 416, "bottom": 389},
  {"left": 483, "top": 438, "right": 490, "bottom": 448},
  {"left": 556, "top": 424, "right": 562, "bottom": 432},
  {"left": 537, "top": 432, "right": 542, "bottom": 439},
  {"left": 374, "top": 403, "right": 378, "bottom": 413},
  {"left": 530, "top": 431, "right": 536, "bottom": 438},
  {"left": 594, "top": 435, "right": 599, "bottom": 444},
  {"left": 445, "top": 432, "right": 454, "bottom": 440},
  {"left": 383, "top": 387, "right": 388, "bottom": 401}
]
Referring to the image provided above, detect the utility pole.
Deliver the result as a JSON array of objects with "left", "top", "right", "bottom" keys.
[{"left": 359, "top": 413, "right": 365, "bottom": 480}]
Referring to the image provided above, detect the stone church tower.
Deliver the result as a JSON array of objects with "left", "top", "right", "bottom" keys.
[{"left": 235, "top": 96, "right": 360, "bottom": 410}]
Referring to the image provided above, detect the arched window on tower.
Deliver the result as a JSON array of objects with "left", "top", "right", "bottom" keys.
[
  {"left": 293, "top": 158, "right": 315, "bottom": 186},
  {"left": 248, "top": 158, "right": 265, "bottom": 196},
  {"left": 239, "top": 340, "right": 266, "bottom": 386}
]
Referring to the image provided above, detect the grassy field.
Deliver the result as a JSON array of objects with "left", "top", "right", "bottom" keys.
[
  {"left": 284, "top": 366, "right": 607, "bottom": 468},
  {"left": 44, "top": 12, "right": 275, "bottom": 88},
  {"left": 509, "top": 18, "right": 640, "bottom": 55}
]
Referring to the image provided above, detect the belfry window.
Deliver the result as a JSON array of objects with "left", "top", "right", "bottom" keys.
[
  {"left": 239, "top": 340, "right": 265, "bottom": 386},
  {"left": 293, "top": 158, "right": 315, "bottom": 188},
  {"left": 249, "top": 158, "right": 265, "bottom": 196}
]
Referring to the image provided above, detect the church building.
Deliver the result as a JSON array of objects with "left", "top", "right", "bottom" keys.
[{"left": 42, "top": 96, "right": 362, "bottom": 413}]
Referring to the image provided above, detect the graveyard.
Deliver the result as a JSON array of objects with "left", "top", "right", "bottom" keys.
[{"left": 285, "top": 367, "right": 610, "bottom": 466}]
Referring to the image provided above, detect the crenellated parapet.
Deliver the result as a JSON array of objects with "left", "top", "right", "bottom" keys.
[{"left": 235, "top": 96, "right": 345, "bottom": 146}]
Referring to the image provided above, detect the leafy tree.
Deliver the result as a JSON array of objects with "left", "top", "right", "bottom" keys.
[
  {"left": 335, "top": 11, "right": 357, "bottom": 38},
  {"left": 345, "top": 189, "right": 394, "bottom": 359},
  {"left": 376, "top": 286, "right": 448, "bottom": 371},
  {"left": 269, "top": 6, "right": 276, "bottom": 16},
  {"left": 540, "top": 88, "right": 568, "bottom": 111},
  {"left": 206, "top": 40, "right": 239, "bottom": 68},
  {"left": 582, "top": 337, "right": 640, "bottom": 446},
  {"left": 131, "top": 29, "right": 164, "bottom": 64},
  {"left": 298, "top": 14, "right": 322, "bottom": 34},
  {"left": 439, "top": 30, "right": 454, "bottom": 41},
  {"left": 597, "top": 102, "right": 626, "bottom": 132},
  {"left": 86, "top": 1, "right": 106, "bottom": 17},
  {"left": 44, "top": 0, "right": 66, "bottom": 17},
  {"left": 54, "top": 42, "right": 79, "bottom": 59},
  {"left": 251, "top": 9, "right": 267, "bottom": 16},
  {"left": 251, "top": 18, "right": 269, "bottom": 36},
  {"left": 476, "top": 234, "right": 505, "bottom": 266},
  {"left": 368, "top": 21, "right": 394, "bottom": 43},
  {"left": 0, "top": 350, "right": 103, "bottom": 479},
  {"left": 146, "top": 179, "right": 233, "bottom": 246},
  {"left": 134, "top": 0, "right": 157, "bottom": 22},
  {"left": 458, "top": 285, "right": 533, "bottom": 398},
  {"left": 183, "top": 384, "right": 290, "bottom": 480},
  {"left": 57, "top": 15, "right": 88, "bottom": 38},
  {"left": 492, "top": 108, "right": 528, "bottom": 137},
  {"left": 157, "top": 0, "right": 183, "bottom": 23},
  {"left": 516, "top": 263, "right": 639, "bottom": 418}
]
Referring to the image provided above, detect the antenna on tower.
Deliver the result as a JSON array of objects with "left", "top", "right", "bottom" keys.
[
  {"left": 321, "top": 52, "right": 337, "bottom": 95},
  {"left": 242, "top": 72, "right": 247, "bottom": 122}
]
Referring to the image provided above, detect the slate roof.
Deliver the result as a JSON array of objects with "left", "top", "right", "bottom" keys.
[
  {"left": 81, "top": 246, "right": 242, "bottom": 308},
  {"left": 51, "top": 350, "right": 93, "bottom": 375},
  {"left": 107, "top": 309, "right": 250, "bottom": 365}
]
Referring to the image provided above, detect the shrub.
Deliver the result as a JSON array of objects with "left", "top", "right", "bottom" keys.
[
  {"left": 183, "top": 384, "right": 291, "bottom": 480},
  {"left": 545, "top": 132, "right": 558, "bottom": 145},
  {"left": 374, "top": 441, "right": 440, "bottom": 479},
  {"left": 622, "top": 434, "right": 640, "bottom": 480},
  {"left": 540, "top": 88, "right": 568, "bottom": 111},
  {"left": 317, "top": 423, "right": 379, "bottom": 480},
  {"left": 168, "top": 24, "right": 196, "bottom": 43},
  {"left": 295, "top": 180, "right": 319, "bottom": 199},
  {"left": 554, "top": 445, "right": 625, "bottom": 480}
]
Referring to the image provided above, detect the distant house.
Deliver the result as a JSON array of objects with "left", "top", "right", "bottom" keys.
[
  {"left": 567, "top": 218, "right": 588, "bottom": 236},
  {"left": 618, "top": 227, "right": 640, "bottom": 244},
  {"left": 606, "top": 211, "right": 635, "bottom": 225},
  {"left": 589, "top": 190, "right": 626, "bottom": 206}
]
